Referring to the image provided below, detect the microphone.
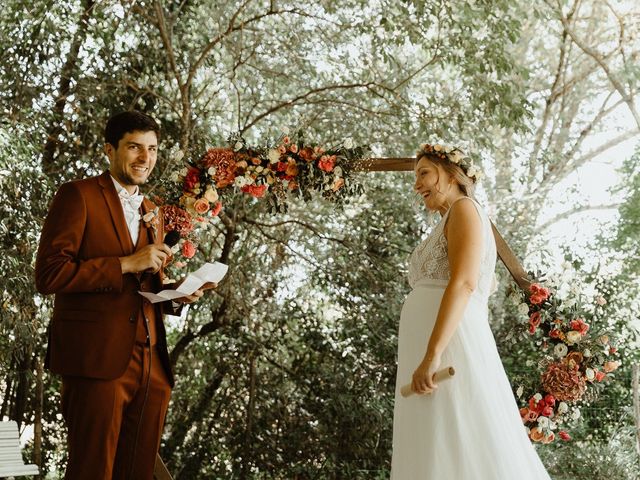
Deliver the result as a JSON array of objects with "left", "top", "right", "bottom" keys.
[
  {"left": 163, "top": 230, "right": 180, "bottom": 248},
  {"left": 141, "top": 231, "right": 181, "bottom": 276}
]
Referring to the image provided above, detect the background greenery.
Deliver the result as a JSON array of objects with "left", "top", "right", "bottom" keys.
[{"left": 1, "top": 0, "right": 639, "bottom": 478}]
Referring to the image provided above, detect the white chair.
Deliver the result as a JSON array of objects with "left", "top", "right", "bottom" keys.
[{"left": 0, "top": 421, "right": 39, "bottom": 478}]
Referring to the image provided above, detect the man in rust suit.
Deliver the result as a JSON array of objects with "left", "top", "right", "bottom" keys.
[{"left": 36, "top": 111, "right": 211, "bottom": 479}]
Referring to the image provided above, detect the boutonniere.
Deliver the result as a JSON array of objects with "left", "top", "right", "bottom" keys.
[{"left": 142, "top": 207, "right": 160, "bottom": 238}]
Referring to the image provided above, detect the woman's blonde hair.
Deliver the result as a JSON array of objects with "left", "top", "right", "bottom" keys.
[{"left": 416, "top": 152, "right": 476, "bottom": 197}]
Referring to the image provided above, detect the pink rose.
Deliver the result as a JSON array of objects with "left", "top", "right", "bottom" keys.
[
  {"left": 544, "top": 394, "right": 555, "bottom": 406},
  {"left": 558, "top": 431, "right": 571, "bottom": 441},
  {"left": 241, "top": 184, "right": 268, "bottom": 198},
  {"left": 282, "top": 136, "right": 290, "bottom": 144},
  {"left": 530, "top": 294, "right": 544, "bottom": 305},
  {"left": 193, "top": 198, "right": 210, "bottom": 214},
  {"left": 278, "top": 145, "right": 287, "bottom": 154},
  {"left": 318, "top": 155, "right": 336, "bottom": 172},
  {"left": 289, "top": 144, "right": 299, "bottom": 153},
  {"left": 549, "top": 329, "right": 561, "bottom": 339},
  {"left": 529, "top": 397, "right": 543, "bottom": 414},
  {"left": 594, "top": 370, "right": 606, "bottom": 382},
  {"left": 182, "top": 240, "right": 196, "bottom": 259},
  {"left": 332, "top": 177, "right": 345, "bottom": 191},
  {"left": 570, "top": 318, "right": 589, "bottom": 336},
  {"left": 529, "top": 311, "right": 541, "bottom": 333},
  {"left": 541, "top": 406, "right": 554, "bottom": 417},
  {"left": 210, "top": 201, "right": 222, "bottom": 217},
  {"left": 524, "top": 410, "right": 539, "bottom": 423},
  {"left": 529, "top": 283, "right": 550, "bottom": 304},
  {"left": 541, "top": 432, "right": 555, "bottom": 444}
]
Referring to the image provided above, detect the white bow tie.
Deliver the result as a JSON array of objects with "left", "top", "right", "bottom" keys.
[{"left": 118, "top": 190, "right": 144, "bottom": 211}]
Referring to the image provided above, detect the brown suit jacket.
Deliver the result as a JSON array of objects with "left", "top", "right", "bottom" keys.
[{"left": 35, "top": 171, "right": 175, "bottom": 386}]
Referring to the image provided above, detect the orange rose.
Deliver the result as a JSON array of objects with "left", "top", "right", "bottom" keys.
[
  {"left": 285, "top": 161, "right": 299, "bottom": 177},
  {"left": 299, "top": 147, "right": 314, "bottom": 161},
  {"left": 564, "top": 351, "right": 583, "bottom": 369},
  {"left": 603, "top": 361, "right": 620, "bottom": 373},
  {"left": 193, "top": 198, "right": 210, "bottom": 214},
  {"left": 332, "top": 177, "right": 345, "bottom": 191},
  {"left": 181, "top": 240, "right": 196, "bottom": 259},
  {"left": 529, "top": 427, "right": 545, "bottom": 442}
]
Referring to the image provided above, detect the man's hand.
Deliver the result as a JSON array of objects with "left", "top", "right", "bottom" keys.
[
  {"left": 173, "top": 281, "right": 217, "bottom": 304},
  {"left": 119, "top": 244, "right": 173, "bottom": 274}
]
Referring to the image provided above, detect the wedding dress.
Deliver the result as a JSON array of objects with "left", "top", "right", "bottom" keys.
[{"left": 391, "top": 197, "right": 551, "bottom": 479}]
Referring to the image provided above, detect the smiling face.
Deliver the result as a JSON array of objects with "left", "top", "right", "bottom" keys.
[
  {"left": 105, "top": 130, "right": 158, "bottom": 193},
  {"left": 414, "top": 157, "right": 456, "bottom": 213}
]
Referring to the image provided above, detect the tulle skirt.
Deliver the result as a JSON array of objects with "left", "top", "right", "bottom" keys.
[{"left": 391, "top": 279, "right": 551, "bottom": 479}]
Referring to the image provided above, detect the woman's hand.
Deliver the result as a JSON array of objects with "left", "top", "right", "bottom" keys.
[{"left": 411, "top": 352, "right": 442, "bottom": 395}]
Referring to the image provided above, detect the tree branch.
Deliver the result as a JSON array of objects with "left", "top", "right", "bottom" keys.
[
  {"left": 42, "top": 0, "right": 96, "bottom": 174},
  {"left": 537, "top": 203, "right": 622, "bottom": 232},
  {"left": 239, "top": 82, "right": 378, "bottom": 134},
  {"left": 153, "top": 0, "right": 183, "bottom": 90},
  {"left": 560, "top": 13, "right": 640, "bottom": 129}
]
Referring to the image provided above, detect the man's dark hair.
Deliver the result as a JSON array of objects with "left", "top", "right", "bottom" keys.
[{"left": 104, "top": 111, "right": 160, "bottom": 148}]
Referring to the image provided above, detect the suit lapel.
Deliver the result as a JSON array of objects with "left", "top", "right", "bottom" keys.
[
  {"left": 141, "top": 198, "right": 167, "bottom": 285},
  {"left": 98, "top": 171, "right": 135, "bottom": 255}
]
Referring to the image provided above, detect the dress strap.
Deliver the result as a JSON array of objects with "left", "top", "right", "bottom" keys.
[
  {"left": 443, "top": 197, "right": 483, "bottom": 231},
  {"left": 443, "top": 196, "right": 479, "bottom": 218}
]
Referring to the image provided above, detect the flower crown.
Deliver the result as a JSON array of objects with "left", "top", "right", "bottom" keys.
[{"left": 417, "top": 143, "right": 484, "bottom": 181}]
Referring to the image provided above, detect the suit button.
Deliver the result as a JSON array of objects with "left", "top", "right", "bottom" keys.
[{"left": 129, "top": 315, "right": 136, "bottom": 323}]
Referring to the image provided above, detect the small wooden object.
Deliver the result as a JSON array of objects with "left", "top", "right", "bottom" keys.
[{"left": 401, "top": 367, "right": 456, "bottom": 397}]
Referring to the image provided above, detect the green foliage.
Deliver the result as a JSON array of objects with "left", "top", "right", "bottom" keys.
[{"left": 1, "top": 0, "right": 639, "bottom": 478}]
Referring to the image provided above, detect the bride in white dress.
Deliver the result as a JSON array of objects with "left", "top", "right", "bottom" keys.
[{"left": 391, "top": 144, "right": 551, "bottom": 479}]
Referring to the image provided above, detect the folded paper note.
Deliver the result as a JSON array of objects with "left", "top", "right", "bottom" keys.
[{"left": 139, "top": 262, "right": 228, "bottom": 303}]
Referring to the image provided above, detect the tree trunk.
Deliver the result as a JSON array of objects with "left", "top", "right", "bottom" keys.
[
  {"left": 0, "top": 370, "right": 13, "bottom": 418},
  {"left": 240, "top": 356, "right": 256, "bottom": 480},
  {"left": 42, "top": 0, "right": 95, "bottom": 174},
  {"left": 34, "top": 355, "right": 44, "bottom": 477}
]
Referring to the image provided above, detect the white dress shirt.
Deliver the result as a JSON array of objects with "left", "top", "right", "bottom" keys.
[{"left": 111, "top": 176, "right": 142, "bottom": 244}]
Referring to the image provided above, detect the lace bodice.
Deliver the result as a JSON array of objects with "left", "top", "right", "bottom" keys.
[{"left": 407, "top": 198, "right": 497, "bottom": 297}]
